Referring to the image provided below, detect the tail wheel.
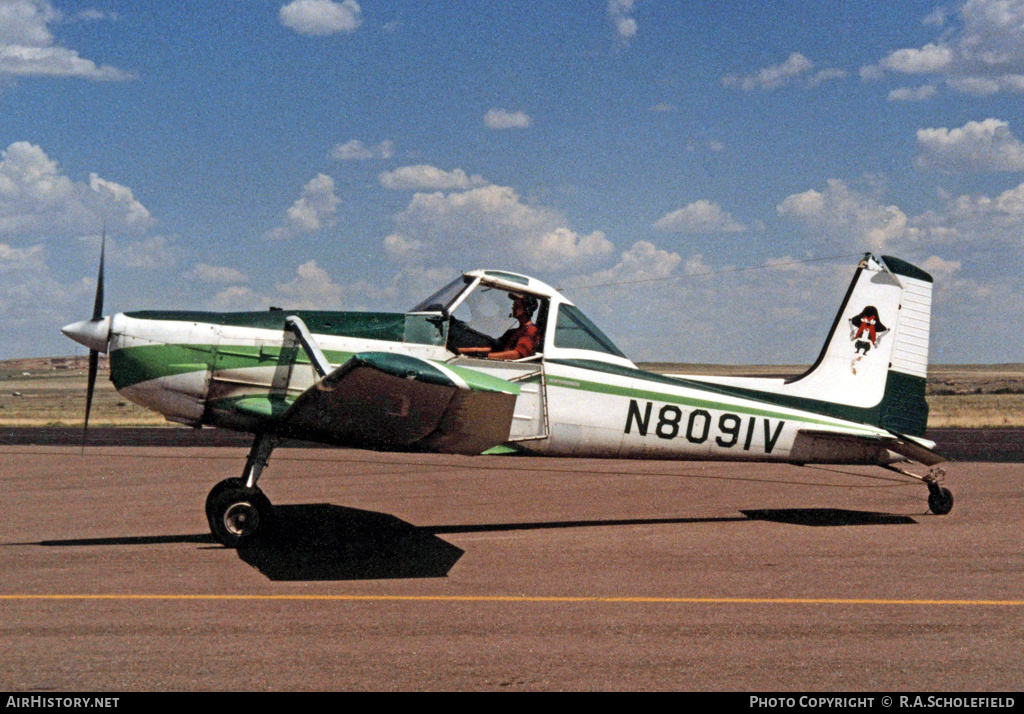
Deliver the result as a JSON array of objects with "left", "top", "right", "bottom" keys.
[
  {"left": 207, "top": 483, "right": 273, "bottom": 547},
  {"left": 928, "top": 485, "right": 954, "bottom": 515}
]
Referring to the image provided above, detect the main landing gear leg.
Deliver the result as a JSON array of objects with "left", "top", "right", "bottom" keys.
[{"left": 206, "top": 432, "right": 278, "bottom": 547}]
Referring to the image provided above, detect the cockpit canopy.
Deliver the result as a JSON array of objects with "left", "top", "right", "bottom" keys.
[{"left": 409, "top": 269, "right": 635, "bottom": 368}]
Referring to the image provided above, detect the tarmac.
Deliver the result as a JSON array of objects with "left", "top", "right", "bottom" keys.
[{"left": 1, "top": 435, "right": 1022, "bottom": 691}]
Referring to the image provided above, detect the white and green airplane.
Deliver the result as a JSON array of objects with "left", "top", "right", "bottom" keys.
[{"left": 62, "top": 251, "right": 951, "bottom": 547}]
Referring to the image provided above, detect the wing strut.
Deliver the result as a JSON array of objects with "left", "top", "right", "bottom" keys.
[{"left": 284, "top": 315, "right": 332, "bottom": 378}]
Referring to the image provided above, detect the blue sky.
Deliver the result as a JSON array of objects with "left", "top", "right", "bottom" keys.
[{"left": 2, "top": 0, "right": 1024, "bottom": 363}]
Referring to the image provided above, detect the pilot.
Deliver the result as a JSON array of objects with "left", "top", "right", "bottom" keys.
[{"left": 458, "top": 294, "right": 540, "bottom": 360}]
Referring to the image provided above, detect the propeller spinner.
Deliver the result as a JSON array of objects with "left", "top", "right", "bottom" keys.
[{"left": 60, "top": 234, "right": 110, "bottom": 444}]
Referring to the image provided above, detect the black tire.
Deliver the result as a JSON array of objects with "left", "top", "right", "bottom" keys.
[
  {"left": 207, "top": 485, "right": 273, "bottom": 547},
  {"left": 928, "top": 486, "right": 954, "bottom": 515},
  {"left": 205, "top": 478, "right": 246, "bottom": 525}
]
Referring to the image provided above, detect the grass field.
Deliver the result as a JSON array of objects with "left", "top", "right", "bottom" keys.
[
  {"left": 2, "top": 356, "right": 1021, "bottom": 429},
  {"left": 0, "top": 356, "right": 166, "bottom": 427}
]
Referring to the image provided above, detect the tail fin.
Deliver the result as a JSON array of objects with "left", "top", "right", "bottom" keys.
[{"left": 783, "top": 253, "right": 933, "bottom": 436}]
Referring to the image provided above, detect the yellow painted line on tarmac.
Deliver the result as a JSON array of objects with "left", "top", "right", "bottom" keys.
[{"left": 1, "top": 594, "right": 1023, "bottom": 606}]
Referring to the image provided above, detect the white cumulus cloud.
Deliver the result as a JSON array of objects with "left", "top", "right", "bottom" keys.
[
  {"left": 280, "top": 0, "right": 362, "bottom": 36},
  {"left": 653, "top": 200, "right": 746, "bottom": 234},
  {"left": 0, "top": 0, "right": 133, "bottom": 80},
  {"left": 608, "top": 0, "right": 638, "bottom": 42},
  {"left": 383, "top": 233, "right": 424, "bottom": 262},
  {"left": 0, "top": 141, "right": 153, "bottom": 235},
  {"left": 0, "top": 242, "right": 95, "bottom": 356},
  {"left": 384, "top": 183, "right": 612, "bottom": 272},
  {"left": 270, "top": 259, "right": 350, "bottom": 308},
  {"left": 777, "top": 179, "right": 909, "bottom": 252},
  {"left": 208, "top": 259, "right": 391, "bottom": 312},
  {"left": 918, "top": 179, "right": 1024, "bottom": 248},
  {"left": 265, "top": 173, "right": 340, "bottom": 239},
  {"left": 862, "top": 0, "right": 1024, "bottom": 96},
  {"left": 878, "top": 43, "right": 954, "bottom": 75},
  {"left": 888, "top": 84, "right": 938, "bottom": 102},
  {"left": 526, "top": 227, "right": 613, "bottom": 272},
  {"left": 184, "top": 263, "right": 249, "bottom": 284},
  {"left": 379, "top": 165, "right": 487, "bottom": 191},
  {"left": 584, "top": 240, "right": 682, "bottom": 287},
  {"left": 916, "top": 119, "right": 1024, "bottom": 172},
  {"left": 0, "top": 241, "right": 45, "bottom": 272},
  {"left": 722, "top": 52, "right": 847, "bottom": 91},
  {"left": 330, "top": 139, "right": 395, "bottom": 161},
  {"left": 111, "top": 234, "right": 180, "bottom": 270},
  {"left": 484, "top": 108, "right": 533, "bottom": 130}
]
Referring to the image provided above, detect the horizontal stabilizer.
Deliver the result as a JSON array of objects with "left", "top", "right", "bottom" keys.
[
  {"left": 277, "top": 352, "right": 521, "bottom": 455},
  {"left": 792, "top": 429, "right": 945, "bottom": 467},
  {"left": 881, "top": 433, "right": 946, "bottom": 467}
]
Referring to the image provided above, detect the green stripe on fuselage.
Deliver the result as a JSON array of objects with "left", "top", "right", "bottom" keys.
[
  {"left": 109, "top": 343, "right": 357, "bottom": 390},
  {"left": 110, "top": 344, "right": 213, "bottom": 390},
  {"left": 111, "top": 342, "right": 520, "bottom": 397},
  {"left": 213, "top": 394, "right": 295, "bottom": 419},
  {"left": 442, "top": 363, "right": 522, "bottom": 394},
  {"left": 545, "top": 370, "right": 872, "bottom": 433},
  {"left": 545, "top": 359, "right": 902, "bottom": 434}
]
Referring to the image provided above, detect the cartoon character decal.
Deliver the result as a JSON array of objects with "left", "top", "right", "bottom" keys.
[
  {"left": 850, "top": 306, "right": 888, "bottom": 353},
  {"left": 848, "top": 306, "right": 889, "bottom": 374}
]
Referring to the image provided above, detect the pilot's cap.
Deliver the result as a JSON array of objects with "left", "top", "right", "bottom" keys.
[{"left": 509, "top": 293, "right": 539, "bottom": 317}]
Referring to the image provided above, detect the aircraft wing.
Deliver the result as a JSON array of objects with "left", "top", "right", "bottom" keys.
[
  {"left": 791, "top": 428, "right": 946, "bottom": 466},
  {"left": 274, "top": 352, "right": 521, "bottom": 455}
]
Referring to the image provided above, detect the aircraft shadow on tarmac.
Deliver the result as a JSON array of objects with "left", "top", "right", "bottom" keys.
[
  {"left": 25, "top": 505, "right": 915, "bottom": 581},
  {"left": 741, "top": 508, "right": 917, "bottom": 527},
  {"left": 26, "top": 505, "right": 464, "bottom": 581},
  {"left": 239, "top": 507, "right": 808, "bottom": 580},
  {"left": 235, "top": 504, "right": 465, "bottom": 581}
]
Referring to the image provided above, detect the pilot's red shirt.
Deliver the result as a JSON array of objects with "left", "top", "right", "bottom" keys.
[{"left": 498, "top": 321, "right": 540, "bottom": 358}]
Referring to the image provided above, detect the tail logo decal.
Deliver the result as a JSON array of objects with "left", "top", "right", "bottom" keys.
[
  {"left": 850, "top": 306, "right": 889, "bottom": 354},
  {"left": 849, "top": 306, "right": 889, "bottom": 374}
]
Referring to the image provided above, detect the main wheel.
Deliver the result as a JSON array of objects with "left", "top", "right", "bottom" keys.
[
  {"left": 928, "top": 486, "right": 954, "bottom": 515},
  {"left": 205, "top": 478, "right": 245, "bottom": 524},
  {"left": 207, "top": 484, "right": 273, "bottom": 547}
]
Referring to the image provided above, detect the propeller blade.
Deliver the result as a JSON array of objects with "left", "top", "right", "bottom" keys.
[
  {"left": 91, "top": 230, "right": 105, "bottom": 321},
  {"left": 82, "top": 230, "right": 105, "bottom": 450},
  {"left": 83, "top": 349, "right": 99, "bottom": 448}
]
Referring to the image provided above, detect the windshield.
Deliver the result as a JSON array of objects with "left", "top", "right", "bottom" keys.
[{"left": 409, "top": 276, "right": 471, "bottom": 314}]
